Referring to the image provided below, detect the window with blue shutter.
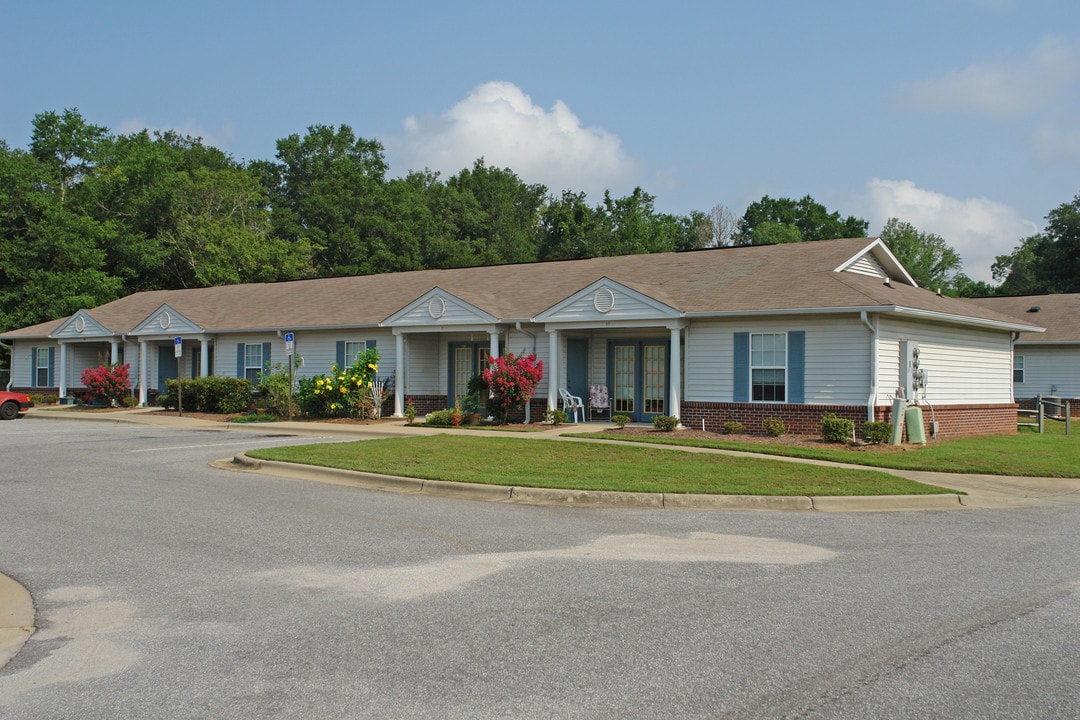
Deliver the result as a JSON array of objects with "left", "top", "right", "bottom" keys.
[
  {"left": 787, "top": 331, "right": 805, "bottom": 403},
  {"left": 733, "top": 333, "right": 749, "bottom": 402}
]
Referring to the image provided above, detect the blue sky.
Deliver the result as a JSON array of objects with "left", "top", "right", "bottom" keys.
[{"left": 3, "top": 1, "right": 1078, "bottom": 281}]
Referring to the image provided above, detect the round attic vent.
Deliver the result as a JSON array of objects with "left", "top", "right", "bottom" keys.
[
  {"left": 158, "top": 311, "right": 172, "bottom": 329},
  {"left": 428, "top": 296, "right": 446, "bottom": 319},
  {"left": 74, "top": 316, "right": 86, "bottom": 333},
  {"left": 594, "top": 288, "right": 616, "bottom": 314}
]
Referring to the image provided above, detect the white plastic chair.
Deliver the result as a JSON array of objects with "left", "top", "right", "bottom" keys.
[
  {"left": 589, "top": 385, "right": 609, "bottom": 421},
  {"left": 559, "top": 388, "right": 585, "bottom": 423}
]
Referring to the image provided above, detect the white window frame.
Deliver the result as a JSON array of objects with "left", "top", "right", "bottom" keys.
[
  {"left": 243, "top": 344, "right": 263, "bottom": 384},
  {"left": 750, "top": 332, "right": 787, "bottom": 402},
  {"left": 35, "top": 348, "right": 50, "bottom": 387},
  {"left": 344, "top": 341, "right": 367, "bottom": 366},
  {"left": 1013, "top": 354, "right": 1025, "bottom": 384}
]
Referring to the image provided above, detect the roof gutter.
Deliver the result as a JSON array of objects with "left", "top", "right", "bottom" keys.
[{"left": 860, "top": 311, "right": 877, "bottom": 423}]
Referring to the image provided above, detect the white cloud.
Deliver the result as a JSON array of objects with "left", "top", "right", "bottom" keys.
[
  {"left": 858, "top": 179, "right": 1039, "bottom": 282},
  {"left": 900, "top": 36, "right": 1078, "bottom": 116},
  {"left": 393, "top": 81, "right": 638, "bottom": 198}
]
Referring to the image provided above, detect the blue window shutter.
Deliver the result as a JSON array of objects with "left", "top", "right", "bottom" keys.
[
  {"left": 30, "top": 347, "right": 37, "bottom": 387},
  {"left": 262, "top": 342, "right": 272, "bottom": 374},
  {"left": 48, "top": 347, "right": 55, "bottom": 387},
  {"left": 788, "top": 331, "right": 805, "bottom": 404},
  {"left": 733, "top": 333, "right": 749, "bottom": 402},
  {"left": 335, "top": 341, "right": 345, "bottom": 369},
  {"left": 236, "top": 344, "right": 245, "bottom": 378},
  {"left": 366, "top": 339, "right": 376, "bottom": 349}
]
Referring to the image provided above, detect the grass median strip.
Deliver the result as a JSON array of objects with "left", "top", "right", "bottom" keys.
[
  {"left": 246, "top": 435, "right": 957, "bottom": 496},
  {"left": 567, "top": 424, "right": 1079, "bottom": 478}
]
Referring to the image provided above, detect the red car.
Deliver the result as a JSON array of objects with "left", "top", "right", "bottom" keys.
[{"left": 0, "top": 390, "right": 34, "bottom": 420}]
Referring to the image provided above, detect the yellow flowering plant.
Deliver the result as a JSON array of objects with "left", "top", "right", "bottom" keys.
[{"left": 296, "top": 347, "right": 381, "bottom": 418}]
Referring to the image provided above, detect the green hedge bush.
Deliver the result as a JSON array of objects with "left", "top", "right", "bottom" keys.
[
  {"left": 821, "top": 412, "right": 855, "bottom": 443},
  {"left": 863, "top": 421, "right": 893, "bottom": 445},
  {"left": 762, "top": 417, "right": 785, "bottom": 437},
  {"left": 721, "top": 421, "right": 744, "bottom": 434},
  {"left": 160, "top": 377, "right": 253, "bottom": 413},
  {"left": 652, "top": 415, "right": 679, "bottom": 432}
]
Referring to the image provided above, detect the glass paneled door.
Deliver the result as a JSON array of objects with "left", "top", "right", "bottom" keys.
[
  {"left": 448, "top": 343, "right": 493, "bottom": 408},
  {"left": 609, "top": 341, "right": 667, "bottom": 422}
]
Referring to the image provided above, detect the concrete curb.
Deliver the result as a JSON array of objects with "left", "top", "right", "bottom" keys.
[
  {"left": 0, "top": 572, "right": 34, "bottom": 670},
  {"left": 227, "top": 453, "right": 964, "bottom": 512}
]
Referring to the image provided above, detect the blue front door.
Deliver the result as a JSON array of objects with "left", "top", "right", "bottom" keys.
[
  {"left": 158, "top": 350, "right": 178, "bottom": 393},
  {"left": 607, "top": 340, "right": 668, "bottom": 422},
  {"left": 566, "top": 339, "right": 588, "bottom": 399}
]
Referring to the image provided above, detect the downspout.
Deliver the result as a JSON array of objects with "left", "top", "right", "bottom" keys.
[
  {"left": 0, "top": 339, "right": 12, "bottom": 390},
  {"left": 860, "top": 311, "right": 877, "bottom": 423},
  {"left": 515, "top": 322, "right": 537, "bottom": 423}
]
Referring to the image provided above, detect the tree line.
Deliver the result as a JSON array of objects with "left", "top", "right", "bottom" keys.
[{"left": 2, "top": 108, "right": 1078, "bottom": 343}]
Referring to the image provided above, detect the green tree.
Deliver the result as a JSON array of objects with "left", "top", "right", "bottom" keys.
[
  {"left": 537, "top": 190, "right": 602, "bottom": 260},
  {"left": 443, "top": 159, "right": 546, "bottom": 266},
  {"left": 736, "top": 195, "right": 868, "bottom": 245},
  {"left": 878, "top": 218, "right": 964, "bottom": 292},
  {"left": 29, "top": 108, "right": 107, "bottom": 204},
  {"left": 261, "top": 124, "right": 394, "bottom": 276},
  {"left": 992, "top": 194, "right": 1080, "bottom": 295}
]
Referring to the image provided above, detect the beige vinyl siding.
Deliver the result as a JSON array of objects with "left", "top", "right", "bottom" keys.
[
  {"left": 1014, "top": 345, "right": 1080, "bottom": 398},
  {"left": 876, "top": 317, "right": 1012, "bottom": 404},
  {"left": 685, "top": 316, "right": 870, "bottom": 404}
]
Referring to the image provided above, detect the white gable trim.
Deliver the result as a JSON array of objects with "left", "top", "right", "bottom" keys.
[
  {"left": 130, "top": 304, "right": 204, "bottom": 337},
  {"left": 834, "top": 239, "right": 918, "bottom": 287},
  {"left": 383, "top": 287, "right": 498, "bottom": 328},
  {"left": 50, "top": 310, "right": 113, "bottom": 340},
  {"left": 534, "top": 277, "right": 681, "bottom": 324}
]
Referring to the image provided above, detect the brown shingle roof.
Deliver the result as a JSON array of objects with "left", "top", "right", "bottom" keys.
[
  {"left": 969, "top": 294, "right": 1080, "bottom": 343},
  {"left": 0, "top": 238, "right": 1042, "bottom": 338}
]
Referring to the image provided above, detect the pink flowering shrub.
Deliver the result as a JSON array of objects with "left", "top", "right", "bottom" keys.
[
  {"left": 480, "top": 352, "right": 543, "bottom": 424},
  {"left": 80, "top": 364, "right": 131, "bottom": 405}
]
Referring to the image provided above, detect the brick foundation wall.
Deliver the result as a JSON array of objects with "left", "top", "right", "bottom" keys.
[
  {"left": 407, "top": 395, "right": 447, "bottom": 417},
  {"left": 681, "top": 401, "right": 1019, "bottom": 439},
  {"left": 680, "top": 402, "right": 866, "bottom": 436},
  {"left": 873, "top": 403, "right": 1018, "bottom": 439}
]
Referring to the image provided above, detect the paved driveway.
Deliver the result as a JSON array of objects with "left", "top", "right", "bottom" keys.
[{"left": 1, "top": 417, "right": 1079, "bottom": 719}]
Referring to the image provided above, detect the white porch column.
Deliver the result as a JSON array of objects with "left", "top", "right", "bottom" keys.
[
  {"left": 110, "top": 340, "right": 119, "bottom": 365},
  {"left": 488, "top": 330, "right": 500, "bottom": 363},
  {"left": 138, "top": 340, "right": 148, "bottom": 406},
  {"left": 200, "top": 339, "right": 209, "bottom": 377},
  {"left": 57, "top": 342, "right": 68, "bottom": 398},
  {"left": 547, "top": 330, "right": 559, "bottom": 411},
  {"left": 669, "top": 325, "right": 682, "bottom": 422},
  {"left": 393, "top": 331, "right": 405, "bottom": 417}
]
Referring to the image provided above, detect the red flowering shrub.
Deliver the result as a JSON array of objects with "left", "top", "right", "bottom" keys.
[
  {"left": 80, "top": 364, "right": 131, "bottom": 406},
  {"left": 480, "top": 352, "right": 543, "bottom": 424}
]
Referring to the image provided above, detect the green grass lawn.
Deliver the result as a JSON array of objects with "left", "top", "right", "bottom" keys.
[
  {"left": 247, "top": 434, "right": 958, "bottom": 496},
  {"left": 568, "top": 418, "right": 1079, "bottom": 478}
]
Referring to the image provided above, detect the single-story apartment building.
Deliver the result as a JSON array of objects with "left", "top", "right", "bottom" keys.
[
  {"left": 970, "top": 293, "right": 1080, "bottom": 417},
  {"left": 0, "top": 237, "right": 1044, "bottom": 437}
]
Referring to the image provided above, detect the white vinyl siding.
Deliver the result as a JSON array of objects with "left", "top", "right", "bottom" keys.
[
  {"left": 1012, "top": 345, "right": 1080, "bottom": 399},
  {"left": 685, "top": 316, "right": 868, "bottom": 404},
  {"left": 876, "top": 317, "right": 1012, "bottom": 405}
]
